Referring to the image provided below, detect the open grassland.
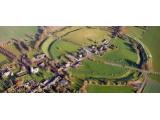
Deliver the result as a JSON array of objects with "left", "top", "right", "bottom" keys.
[
  {"left": 3, "top": 44, "right": 21, "bottom": 57},
  {"left": 141, "top": 27, "right": 160, "bottom": 72},
  {"left": 87, "top": 85, "right": 134, "bottom": 93},
  {"left": 123, "top": 26, "right": 145, "bottom": 40},
  {"left": 62, "top": 27, "right": 110, "bottom": 46},
  {"left": 69, "top": 59, "right": 130, "bottom": 80},
  {"left": 101, "top": 37, "right": 139, "bottom": 66},
  {"left": 143, "top": 74, "right": 160, "bottom": 93},
  {"left": 69, "top": 59, "right": 139, "bottom": 90},
  {"left": 143, "top": 79, "right": 160, "bottom": 93},
  {"left": 0, "top": 26, "right": 38, "bottom": 42},
  {"left": 41, "top": 36, "right": 56, "bottom": 57},
  {"left": 48, "top": 27, "right": 110, "bottom": 59},
  {"left": 0, "top": 54, "right": 7, "bottom": 62},
  {"left": 49, "top": 39, "right": 80, "bottom": 59},
  {"left": 68, "top": 33, "right": 140, "bottom": 91}
]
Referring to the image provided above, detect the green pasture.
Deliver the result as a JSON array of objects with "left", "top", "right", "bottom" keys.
[
  {"left": 0, "top": 26, "right": 38, "bottom": 42},
  {"left": 101, "top": 37, "right": 139, "bottom": 67},
  {"left": 141, "top": 27, "right": 160, "bottom": 72},
  {"left": 48, "top": 27, "right": 110, "bottom": 59},
  {"left": 125, "top": 26, "right": 145, "bottom": 40},
  {"left": 87, "top": 85, "right": 134, "bottom": 93}
]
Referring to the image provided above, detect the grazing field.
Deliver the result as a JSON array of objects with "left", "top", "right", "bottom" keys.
[
  {"left": 3, "top": 44, "right": 21, "bottom": 57},
  {"left": 101, "top": 37, "right": 139, "bottom": 66},
  {"left": 141, "top": 27, "right": 160, "bottom": 72},
  {"left": 62, "top": 27, "right": 110, "bottom": 46},
  {"left": 0, "top": 26, "right": 38, "bottom": 42},
  {"left": 41, "top": 36, "right": 55, "bottom": 57},
  {"left": 0, "top": 54, "right": 9, "bottom": 67},
  {"left": 123, "top": 26, "right": 145, "bottom": 40},
  {"left": 69, "top": 59, "right": 130, "bottom": 80},
  {"left": 87, "top": 85, "right": 134, "bottom": 93},
  {"left": 0, "top": 54, "right": 7, "bottom": 62},
  {"left": 67, "top": 30, "right": 140, "bottom": 91},
  {"left": 143, "top": 74, "right": 160, "bottom": 93},
  {"left": 48, "top": 27, "right": 110, "bottom": 59},
  {"left": 143, "top": 79, "right": 160, "bottom": 93},
  {"left": 49, "top": 39, "right": 80, "bottom": 59}
]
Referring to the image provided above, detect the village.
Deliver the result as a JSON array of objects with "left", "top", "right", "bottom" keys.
[
  {"left": 0, "top": 35, "right": 115, "bottom": 93},
  {"left": 0, "top": 26, "right": 155, "bottom": 93}
]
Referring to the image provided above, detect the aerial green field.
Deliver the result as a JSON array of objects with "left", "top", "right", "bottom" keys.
[
  {"left": 69, "top": 59, "right": 129, "bottom": 79},
  {"left": 48, "top": 27, "right": 110, "bottom": 59},
  {"left": 1, "top": 26, "right": 160, "bottom": 93},
  {"left": 49, "top": 39, "right": 80, "bottom": 59},
  {"left": 41, "top": 36, "right": 55, "bottom": 57},
  {"left": 0, "top": 54, "right": 7, "bottom": 62},
  {"left": 101, "top": 37, "right": 139, "bottom": 66},
  {"left": 87, "top": 85, "right": 134, "bottom": 93},
  {"left": 124, "top": 26, "right": 145, "bottom": 40},
  {"left": 143, "top": 79, "right": 160, "bottom": 93},
  {"left": 141, "top": 27, "right": 160, "bottom": 72},
  {"left": 66, "top": 28, "right": 141, "bottom": 91},
  {"left": 0, "top": 26, "right": 38, "bottom": 42}
]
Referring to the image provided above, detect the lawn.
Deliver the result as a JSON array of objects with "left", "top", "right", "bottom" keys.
[
  {"left": 87, "top": 85, "right": 134, "bottom": 93},
  {"left": 0, "top": 26, "right": 38, "bottom": 42}
]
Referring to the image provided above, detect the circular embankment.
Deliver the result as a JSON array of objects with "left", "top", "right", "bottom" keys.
[{"left": 40, "top": 27, "right": 150, "bottom": 92}]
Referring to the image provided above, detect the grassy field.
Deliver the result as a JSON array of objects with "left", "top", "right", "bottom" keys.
[
  {"left": 68, "top": 35, "right": 140, "bottom": 91},
  {"left": 142, "top": 73, "right": 160, "bottom": 93},
  {"left": 62, "top": 27, "right": 110, "bottom": 46},
  {"left": 0, "top": 26, "right": 38, "bottom": 42},
  {"left": 3, "top": 44, "right": 21, "bottom": 56},
  {"left": 141, "top": 27, "right": 160, "bottom": 72},
  {"left": 49, "top": 39, "right": 80, "bottom": 59},
  {"left": 69, "top": 59, "right": 130, "bottom": 80},
  {"left": 101, "top": 37, "right": 139, "bottom": 66},
  {"left": 0, "top": 54, "right": 7, "bottom": 62},
  {"left": 48, "top": 27, "right": 110, "bottom": 59},
  {"left": 123, "top": 26, "right": 145, "bottom": 40},
  {"left": 143, "top": 79, "right": 160, "bottom": 93},
  {"left": 87, "top": 85, "right": 134, "bottom": 93},
  {"left": 41, "top": 36, "right": 56, "bottom": 57}
]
